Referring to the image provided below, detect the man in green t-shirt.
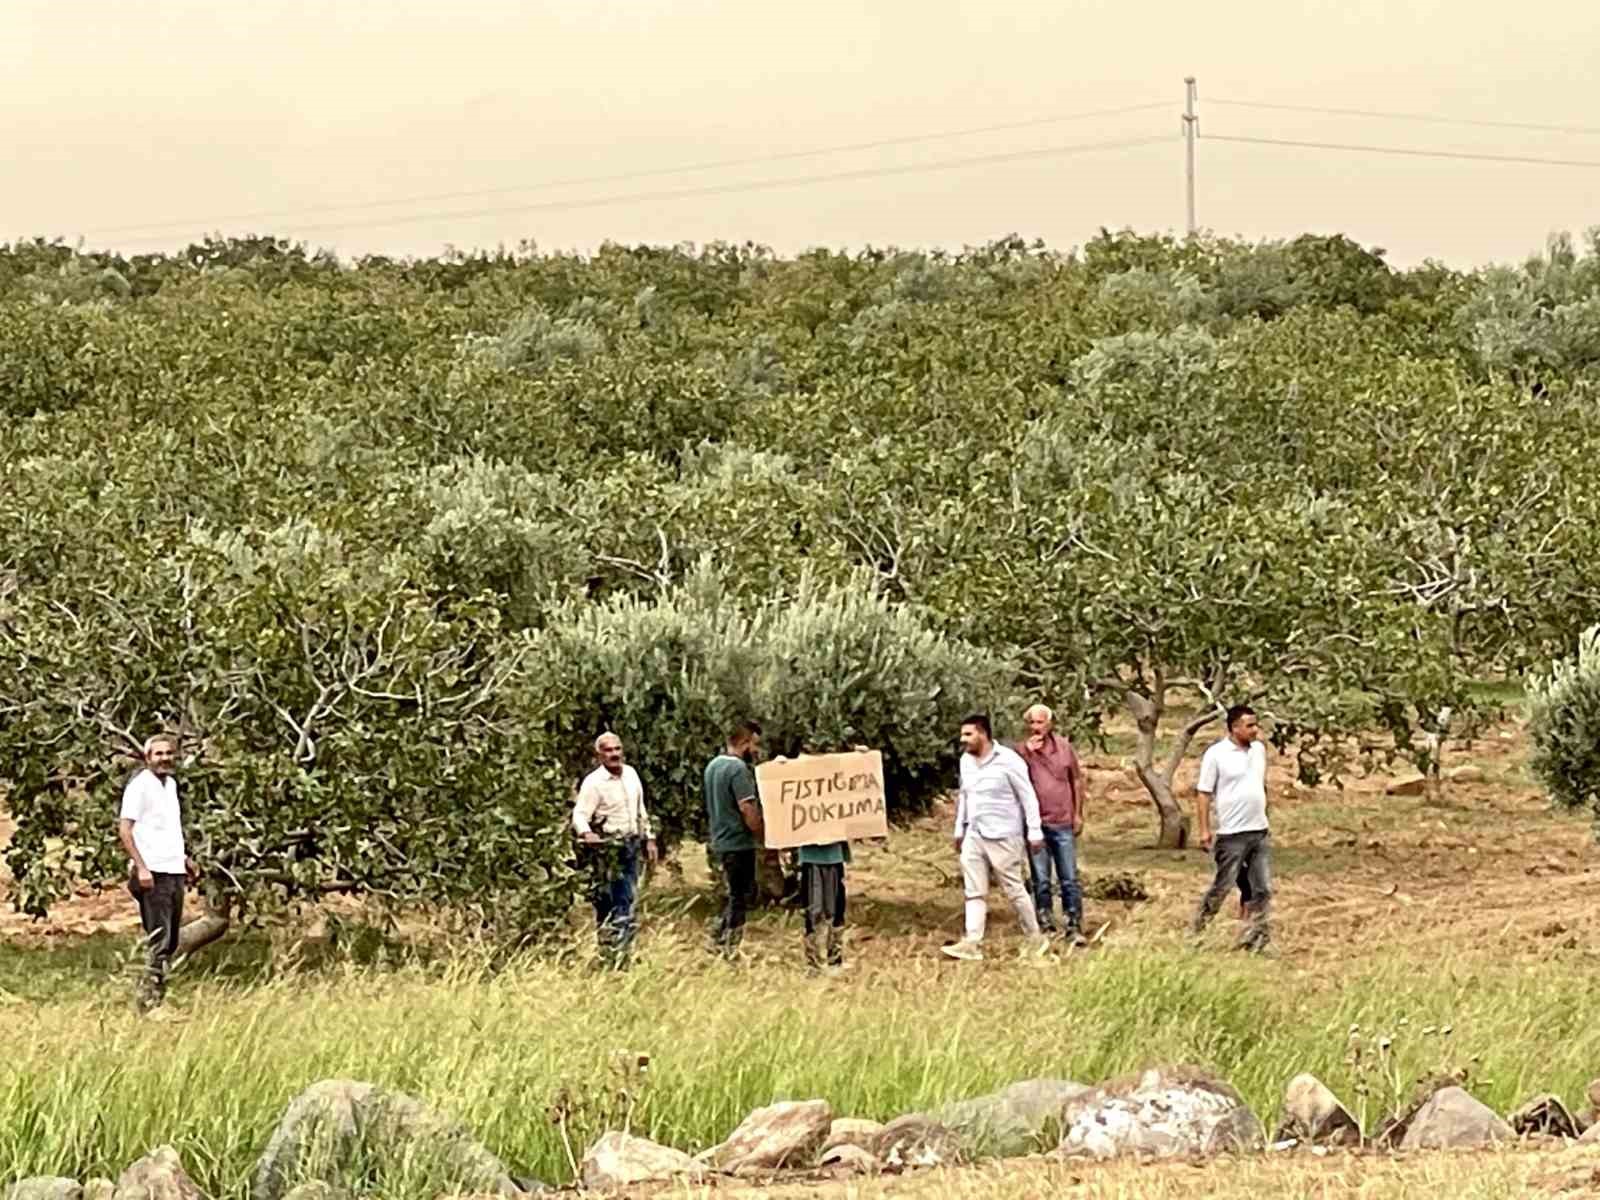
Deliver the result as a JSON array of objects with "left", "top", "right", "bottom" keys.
[{"left": 703, "top": 719, "right": 764, "bottom": 958}]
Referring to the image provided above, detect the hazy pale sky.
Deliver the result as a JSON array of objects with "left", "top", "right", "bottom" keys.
[{"left": 6, "top": 0, "right": 1598, "bottom": 267}]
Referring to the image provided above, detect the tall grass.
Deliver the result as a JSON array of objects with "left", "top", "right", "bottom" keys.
[{"left": 3, "top": 931, "right": 1595, "bottom": 1197}]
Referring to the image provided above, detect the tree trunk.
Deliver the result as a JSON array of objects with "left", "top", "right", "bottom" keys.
[
  {"left": 1146, "top": 773, "right": 1190, "bottom": 849},
  {"left": 176, "top": 887, "right": 233, "bottom": 957}
]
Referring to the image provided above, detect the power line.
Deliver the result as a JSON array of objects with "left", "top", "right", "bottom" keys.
[
  {"left": 1203, "top": 132, "right": 1600, "bottom": 170},
  {"left": 81, "top": 100, "right": 1171, "bottom": 238},
  {"left": 108, "top": 134, "right": 1172, "bottom": 247},
  {"left": 1208, "top": 97, "right": 1600, "bottom": 139}
]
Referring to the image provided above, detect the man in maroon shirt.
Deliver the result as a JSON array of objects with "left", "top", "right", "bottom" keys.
[{"left": 1017, "top": 704, "right": 1087, "bottom": 943}]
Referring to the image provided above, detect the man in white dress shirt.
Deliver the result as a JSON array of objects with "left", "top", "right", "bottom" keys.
[
  {"left": 573, "top": 731, "right": 657, "bottom": 968},
  {"left": 118, "top": 733, "right": 199, "bottom": 1015},
  {"left": 941, "top": 713, "right": 1048, "bottom": 962},
  {"left": 1189, "top": 704, "right": 1273, "bottom": 952}
]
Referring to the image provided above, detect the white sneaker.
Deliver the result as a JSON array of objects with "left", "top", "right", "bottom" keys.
[{"left": 940, "top": 939, "right": 984, "bottom": 962}]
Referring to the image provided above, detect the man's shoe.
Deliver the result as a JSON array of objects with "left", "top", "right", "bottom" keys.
[
  {"left": 1064, "top": 926, "right": 1090, "bottom": 948},
  {"left": 940, "top": 939, "right": 984, "bottom": 962}
]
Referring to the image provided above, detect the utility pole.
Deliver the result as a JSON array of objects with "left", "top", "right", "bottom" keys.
[{"left": 1183, "top": 76, "right": 1198, "bottom": 237}]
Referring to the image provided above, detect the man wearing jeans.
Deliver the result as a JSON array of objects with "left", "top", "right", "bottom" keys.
[
  {"left": 1018, "top": 704, "right": 1087, "bottom": 945},
  {"left": 573, "top": 732, "right": 658, "bottom": 969},
  {"left": 1190, "top": 704, "right": 1273, "bottom": 952},
  {"left": 118, "top": 733, "right": 199, "bottom": 1017},
  {"left": 941, "top": 714, "right": 1048, "bottom": 962},
  {"left": 703, "top": 719, "right": 764, "bottom": 959}
]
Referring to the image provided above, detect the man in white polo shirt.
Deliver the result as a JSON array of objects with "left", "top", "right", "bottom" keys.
[
  {"left": 1189, "top": 704, "right": 1272, "bottom": 952},
  {"left": 118, "top": 733, "right": 199, "bottom": 1014},
  {"left": 573, "top": 731, "right": 657, "bottom": 969},
  {"left": 942, "top": 713, "right": 1048, "bottom": 962}
]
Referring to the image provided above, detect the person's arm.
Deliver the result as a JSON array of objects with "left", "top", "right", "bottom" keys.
[
  {"left": 1008, "top": 756, "right": 1045, "bottom": 848},
  {"left": 1069, "top": 743, "right": 1086, "bottom": 835},
  {"left": 1195, "top": 749, "right": 1217, "bottom": 849},
  {"left": 952, "top": 762, "right": 969, "bottom": 851},
  {"left": 118, "top": 817, "right": 153, "bottom": 891},
  {"left": 634, "top": 769, "right": 658, "bottom": 863},
  {"left": 118, "top": 777, "right": 154, "bottom": 890},
  {"left": 736, "top": 763, "right": 764, "bottom": 839},
  {"left": 572, "top": 776, "right": 602, "bottom": 843}
]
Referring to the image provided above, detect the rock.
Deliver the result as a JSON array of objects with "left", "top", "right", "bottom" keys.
[
  {"left": 1276, "top": 1073, "right": 1361, "bottom": 1146},
  {"left": 1386, "top": 774, "right": 1429, "bottom": 797},
  {"left": 936, "top": 1079, "right": 1089, "bottom": 1157},
  {"left": 113, "top": 1147, "right": 201, "bottom": 1200},
  {"left": 822, "top": 1118, "right": 885, "bottom": 1152},
  {"left": 1058, "top": 1066, "right": 1266, "bottom": 1161},
  {"left": 1581, "top": 1121, "right": 1600, "bottom": 1144},
  {"left": 1446, "top": 765, "right": 1486, "bottom": 783},
  {"left": 282, "top": 1187, "right": 352, "bottom": 1200},
  {"left": 817, "top": 1144, "right": 879, "bottom": 1174},
  {"left": 1588, "top": 1079, "right": 1600, "bottom": 1110},
  {"left": 580, "top": 1132, "right": 702, "bottom": 1190},
  {"left": 1398, "top": 1086, "right": 1511, "bottom": 1150},
  {"left": 252, "top": 1080, "right": 517, "bottom": 1200},
  {"left": 875, "top": 1114, "right": 962, "bottom": 1166},
  {"left": 1510, "top": 1094, "right": 1579, "bottom": 1139},
  {"left": 6, "top": 1179, "right": 82, "bottom": 1200},
  {"left": 82, "top": 1182, "right": 114, "bottom": 1200},
  {"left": 707, "top": 1100, "right": 833, "bottom": 1172}
]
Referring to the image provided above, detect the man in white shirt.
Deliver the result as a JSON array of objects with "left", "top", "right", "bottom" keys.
[
  {"left": 573, "top": 731, "right": 657, "bottom": 969},
  {"left": 118, "top": 733, "right": 199, "bottom": 1014},
  {"left": 941, "top": 713, "right": 1048, "bottom": 962},
  {"left": 1189, "top": 704, "right": 1273, "bottom": 952}
]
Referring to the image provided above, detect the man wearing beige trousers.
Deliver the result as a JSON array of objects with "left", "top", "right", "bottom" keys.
[{"left": 941, "top": 713, "right": 1048, "bottom": 962}]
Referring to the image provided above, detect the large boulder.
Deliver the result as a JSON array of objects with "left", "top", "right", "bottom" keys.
[
  {"left": 1398, "top": 1087, "right": 1511, "bottom": 1150},
  {"left": 1058, "top": 1066, "right": 1265, "bottom": 1161},
  {"left": 936, "top": 1079, "right": 1089, "bottom": 1157},
  {"left": 1275, "top": 1073, "right": 1361, "bottom": 1146},
  {"left": 706, "top": 1100, "right": 833, "bottom": 1173},
  {"left": 874, "top": 1114, "right": 962, "bottom": 1166},
  {"left": 1509, "top": 1094, "right": 1579, "bottom": 1140},
  {"left": 252, "top": 1080, "right": 517, "bottom": 1200},
  {"left": 1579, "top": 1121, "right": 1600, "bottom": 1145},
  {"left": 821, "top": 1119, "right": 885, "bottom": 1153},
  {"left": 580, "top": 1133, "right": 702, "bottom": 1190},
  {"left": 817, "top": 1144, "right": 879, "bottom": 1175},
  {"left": 6, "top": 1179, "right": 82, "bottom": 1200},
  {"left": 112, "top": 1148, "right": 200, "bottom": 1200}
]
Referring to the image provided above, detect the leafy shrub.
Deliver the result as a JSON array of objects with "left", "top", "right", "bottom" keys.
[
  {"left": 524, "top": 562, "right": 1018, "bottom": 850},
  {"left": 1529, "top": 625, "right": 1600, "bottom": 826}
]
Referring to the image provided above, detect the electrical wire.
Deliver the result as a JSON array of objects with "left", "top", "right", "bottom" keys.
[
  {"left": 1204, "top": 133, "right": 1600, "bottom": 170},
  {"left": 80, "top": 100, "right": 1171, "bottom": 238},
  {"left": 107, "top": 133, "right": 1173, "bottom": 246},
  {"left": 1208, "top": 97, "right": 1600, "bottom": 139}
]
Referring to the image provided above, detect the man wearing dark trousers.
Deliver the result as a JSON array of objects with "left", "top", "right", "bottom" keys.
[
  {"left": 1190, "top": 705, "right": 1273, "bottom": 952},
  {"left": 703, "top": 720, "right": 764, "bottom": 959},
  {"left": 118, "top": 733, "right": 199, "bottom": 1017}
]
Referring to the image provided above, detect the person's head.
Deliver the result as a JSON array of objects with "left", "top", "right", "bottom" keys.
[
  {"left": 143, "top": 734, "right": 178, "bottom": 777},
  {"left": 1023, "top": 703, "right": 1054, "bottom": 740},
  {"left": 727, "top": 719, "right": 763, "bottom": 763},
  {"left": 959, "top": 713, "right": 993, "bottom": 757},
  {"left": 594, "top": 731, "right": 625, "bottom": 775},
  {"left": 1226, "top": 704, "right": 1260, "bottom": 746}
]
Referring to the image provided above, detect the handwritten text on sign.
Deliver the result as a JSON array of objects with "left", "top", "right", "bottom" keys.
[{"left": 755, "top": 750, "right": 889, "bottom": 850}]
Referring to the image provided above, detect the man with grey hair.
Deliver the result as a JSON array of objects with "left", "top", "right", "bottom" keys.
[
  {"left": 1017, "top": 703, "right": 1087, "bottom": 944},
  {"left": 574, "top": 731, "right": 657, "bottom": 968},
  {"left": 118, "top": 732, "right": 199, "bottom": 1017}
]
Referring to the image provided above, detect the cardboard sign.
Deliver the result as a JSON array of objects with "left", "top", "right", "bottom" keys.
[{"left": 755, "top": 750, "right": 889, "bottom": 850}]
